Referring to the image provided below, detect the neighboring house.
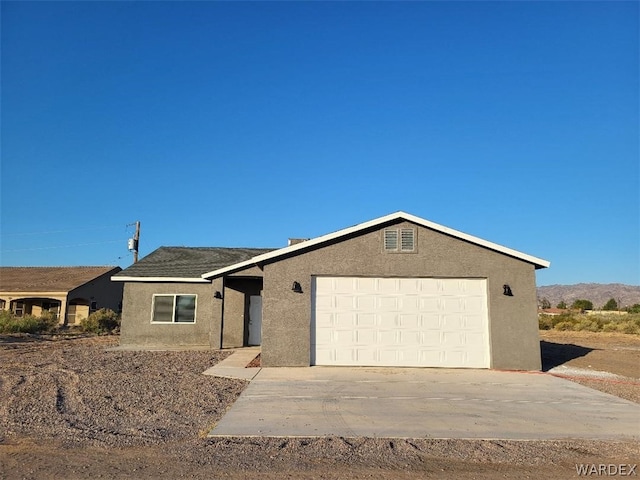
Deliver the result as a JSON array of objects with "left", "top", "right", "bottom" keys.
[
  {"left": 113, "top": 212, "right": 550, "bottom": 370},
  {"left": 538, "top": 308, "right": 570, "bottom": 316},
  {"left": 0, "top": 266, "right": 123, "bottom": 325}
]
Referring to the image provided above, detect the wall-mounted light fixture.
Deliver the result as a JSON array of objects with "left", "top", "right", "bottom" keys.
[
  {"left": 214, "top": 291, "right": 223, "bottom": 299},
  {"left": 291, "top": 281, "right": 303, "bottom": 294},
  {"left": 503, "top": 284, "right": 513, "bottom": 296}
]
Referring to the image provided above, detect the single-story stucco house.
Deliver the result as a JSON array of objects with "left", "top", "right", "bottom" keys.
[
  {"left": 0, "top": 266, "right": 123, "bottom": 325},
  {"left": 113, "top": 212, "right": 550, "bottom": 370}
]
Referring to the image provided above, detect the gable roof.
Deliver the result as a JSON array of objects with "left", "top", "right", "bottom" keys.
[
  {"left": 0, "top": 266, "right": 121, "bottom": 293},
  {"left": 112, "top": 247, "right": 276, "bottom": 282},
  {"left": 201, "top": 211, "right": 550, "bottom": 279}
]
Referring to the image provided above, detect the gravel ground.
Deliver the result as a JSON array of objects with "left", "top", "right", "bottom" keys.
[{"left": 1, "top": 333, "right": 638, "bottom": 479}]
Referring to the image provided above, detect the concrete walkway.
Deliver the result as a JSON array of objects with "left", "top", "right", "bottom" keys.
[
  {"left": 203, "top": 347, "right": 261, "bottom": 381},
  {"left": 209, "top": 366, "right": 640, "bottom": 440}
]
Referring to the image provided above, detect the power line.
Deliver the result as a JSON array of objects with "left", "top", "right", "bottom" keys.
[
  {"left": 1, "top": 240, "right": 122, "bottom": 252},
  {"left": 0, "top": 223, "right": 134, "bottom": 237}
]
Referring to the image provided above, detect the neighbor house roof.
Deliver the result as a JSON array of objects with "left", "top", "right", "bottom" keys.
[
  {"left": 201, "top": 211, "right": 551, "bottom": 279},
  {"left": 112, "top": 247, "right": 276, "bottom": 282},
  {"left": 0, "top": 266, "right": 121, "bottom": 293}
]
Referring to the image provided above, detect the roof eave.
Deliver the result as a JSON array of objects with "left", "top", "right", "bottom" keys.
[
  {"left": 201, "top": 258, "right": 258, "bottom": 279},
  {"left": 111, "top": 276, "right": 211, "bottom": 283}
]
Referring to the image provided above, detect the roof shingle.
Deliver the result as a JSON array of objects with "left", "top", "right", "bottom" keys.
[
  {"left": 0, "top": 266, "right": 121, "bottom": 292},
  {"left": 113, "top": 247, "right": 275, "bottom": 279}
]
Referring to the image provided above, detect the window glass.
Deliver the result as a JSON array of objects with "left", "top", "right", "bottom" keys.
[
  {"left": 153, "top": 296, "right": 174, "bottom": 323},
  {"left": 175, "top": 295, "right": 196, "bottom": 323}
]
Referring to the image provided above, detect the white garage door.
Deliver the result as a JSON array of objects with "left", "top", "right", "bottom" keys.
[{"left": 311, "top": 277, "right": 490, "bottom": 368}]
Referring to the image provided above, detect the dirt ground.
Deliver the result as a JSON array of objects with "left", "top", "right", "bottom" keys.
[{"left": 1, "top": 331, "right": 638, "bottom": 479}]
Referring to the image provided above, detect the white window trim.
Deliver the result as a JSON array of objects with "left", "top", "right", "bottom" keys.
[
  {"left": 384, "top": 227, "right": 416, "bottom": 253},
  {"left": 151, "top": 294, "right": 198, "bottom": 324}
]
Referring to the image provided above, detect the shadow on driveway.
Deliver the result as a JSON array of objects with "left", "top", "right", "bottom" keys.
[{"left": 540, "top": 340, "right": 595, "bottom": 371}]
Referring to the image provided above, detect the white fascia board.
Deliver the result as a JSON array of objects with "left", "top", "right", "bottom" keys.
[
  {"left": 201, "top": 258, "right": 257, "bottom": 279},
  {"left": 397, "top": 212, "right": 551, "bottom": 269},
  {"left": 201, "top": 211, "right": 550, "bottom": 279},
  {"left": 111, "top": 276, "right": 210, "bottom": 283}
]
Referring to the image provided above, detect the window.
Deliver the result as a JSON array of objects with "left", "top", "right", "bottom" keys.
[
  {"left": 384, "top": 228, "right": 415, "bottom": 252},
  {"left": 13, "top": 301, "right": 25, "bottom": 317},
  {"left": 152, "top": 295, "right": 196, "bottom": 323}
]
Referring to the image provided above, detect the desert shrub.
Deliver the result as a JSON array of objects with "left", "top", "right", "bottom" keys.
[
  {"left": 601, "top": 322, "right": 619, "bottom": 333},
  {"left": 538, "top": 315, "right": 554, "bottom": 330},
  {"left": 541, "top": 312, "right": 640, "bottom": 334},
  {"left": 80, "top": 308, "right": 120, "bottom": 334},
  {"left": 553, "top": 321, "right": 575, "bottom": 331},
  {"left": 573, "top": 318, "right": 600, "bottom": 332},
  {"left": 0, "top": 310, "right": 57, "bottom": 334},
  {"left": 615, "top": 320, "right": 640, "bottom": 335}
]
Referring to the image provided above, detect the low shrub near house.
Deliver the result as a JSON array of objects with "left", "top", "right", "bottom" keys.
[
  {"left": 539, "top": 313, "right": 640, "bottom": 334},
  {"left": 80, "top": 308, "right": 120, "bottom": 334},
  {"left": 0, "top": 310, "right": 58, "bottom": 334}
]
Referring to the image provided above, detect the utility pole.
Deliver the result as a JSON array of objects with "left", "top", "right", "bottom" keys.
[
  {"left": 128, "top": 221, "right": 140, "bottom": 263},
  {"left": 133, "top": 221, "right": 140, "bottom": 263}
]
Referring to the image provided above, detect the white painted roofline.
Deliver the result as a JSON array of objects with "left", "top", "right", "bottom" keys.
[
  {"left": 111, "top": 276, "right": 210, "bottom": 283},
  {"left": 201, "top": 211, "right": 550, "bottom": 279}
]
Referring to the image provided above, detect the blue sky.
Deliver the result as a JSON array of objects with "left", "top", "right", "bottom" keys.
[{"left": 1, "top": 1, "right": 638, "bottom": 286}]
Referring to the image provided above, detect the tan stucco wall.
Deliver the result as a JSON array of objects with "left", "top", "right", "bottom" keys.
[
  {"left": 119, "top": 281, "right": 222, "bottom": 348},
  {"left": 0, "top": 291, "right": 68, "bottom": 323},
  {"left": 261, "top": 220, "right": 542, "bottom": 370}
]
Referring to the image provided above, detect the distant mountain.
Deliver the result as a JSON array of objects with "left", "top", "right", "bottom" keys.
[{"left": 536, "top": 283, "right": 640, "bottom": 309}]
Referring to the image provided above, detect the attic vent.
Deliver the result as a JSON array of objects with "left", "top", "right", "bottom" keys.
[
  {"left": 401, "top": 228, "right": 415, "bottom": 251},
  {"left": 384, "top": 228, "right": 416, "bottom": 252},
  {"left": 384, "top": 229, "right": 398, "bottom": 251}
]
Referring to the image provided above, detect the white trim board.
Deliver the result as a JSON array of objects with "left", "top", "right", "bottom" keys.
[{"left": 111, "top": 276, "right": 210, "bottom": 283}]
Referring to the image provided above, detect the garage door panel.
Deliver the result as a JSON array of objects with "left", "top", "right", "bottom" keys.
[
  {"left": 332, "top": 277, "right": 357, "bottom": 293},
  {"left": 440, "top": 332, "right": 466, "bottom": 347},
  {"left": 355, "top": 313, "right": 376, "bottom": 327},
  {"left": 335, "top": 295, "right": 356, "bottom": 309},
  {"left": 377, "top": 313, "right": 396, "bottom": 328},
  {"left": 312, "top": 277, "right": 489, "bottom": 368},
  {"left": 462, "top": 315, "right": 487, "bottom": 330},
  {"left": 335, "top": 312, "right": 355, "bottom": 327},
  {"left": 377, "top": 278, "right": 401, "bottom": 293},
  {"left": 400, "top": 296, "right": 419, "bottom": 310},
  {"left": 354, "top": 329, "right": 376, "bottom": 344},
  {"left": 378, "top": 296, "right": 400, "bottom": 310},
  {"left": 378, "top": 329, "right": 399, "bottom": 345},
  {"left": 419, "top": 297, "right": 442, "bottom": 311},
  {"left": 356, "top": 296, "right": 377, "bottom": 309},
  {"left": 398, "top": 314, "right": 419, "bottom": 328},
  {"left": 419, "top": 350, "right": 443, "bottom": 365},
  {"left": 356, "top": 277, "right": 377, "bottom": 291},
  {"left": 422, "top": 314, "right": 442, "bottom": 329},
  {"left": 315, "top": 295, "right": 334, "bottom": 310},
  {"left": 440, "top": 314, "right": 464, "bottom": 329},
  {"left": 398, "top": 278, "right": 421, "bottom": 293}
]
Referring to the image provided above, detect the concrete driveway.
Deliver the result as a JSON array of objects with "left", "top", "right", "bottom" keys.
[{"left": 208, "top": 366, "right": 640, "bottom": 440}]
